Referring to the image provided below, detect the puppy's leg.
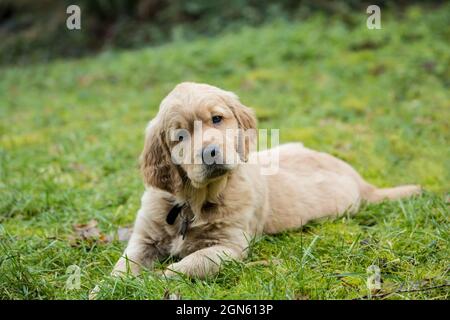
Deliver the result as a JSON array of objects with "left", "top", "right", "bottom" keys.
[
  {"left": 163, "top": 244, "right": 245, "bottom": 279},
  {"left": 111, "top": 208, "right": 168, "bottom": 276},
  {"left": 111, "top": 233, "right": 160, "bottom": 276}
]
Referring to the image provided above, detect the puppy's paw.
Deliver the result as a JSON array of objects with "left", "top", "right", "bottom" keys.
[
  {"left": 162, "top": 263, "right": 185, "bottom": 279},
  {"left": 111, "top": 257, "right": 141, "bottom": 276}
]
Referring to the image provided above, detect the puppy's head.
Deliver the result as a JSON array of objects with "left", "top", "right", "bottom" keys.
[{"left": 141, "top": 82, "right": 257, "bottom": 192}]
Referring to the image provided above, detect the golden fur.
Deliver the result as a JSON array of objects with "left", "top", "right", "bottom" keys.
[{"left": 112, "top": 82, "right": 421, "bottom": 278}]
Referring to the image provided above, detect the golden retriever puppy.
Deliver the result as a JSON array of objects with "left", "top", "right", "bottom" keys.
[{"left": 111, "top": 82, "right": 421, "bottom": 278}]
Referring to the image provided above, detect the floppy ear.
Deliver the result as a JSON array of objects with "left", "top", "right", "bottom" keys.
[
  {"left": 224, "top": 93, "right": 257, "bottom": 162},
  {"left": 140, "top": 119, "right": 182, "bottom": 194},
  {"left": 226, "top": 94, "right": 257, "bottom": 131}
]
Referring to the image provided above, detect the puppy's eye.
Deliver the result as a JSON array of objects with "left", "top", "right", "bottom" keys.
[
  {"left": 177, "top": 135, "right": 184, "bottom": 142},
  {"left": 212, "top": 115, "right": 223, "bottom": 124}
]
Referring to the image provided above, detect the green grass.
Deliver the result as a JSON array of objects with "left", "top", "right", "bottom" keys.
[{"left": 0, "top": 5, "right": 449, "bottom": 300}]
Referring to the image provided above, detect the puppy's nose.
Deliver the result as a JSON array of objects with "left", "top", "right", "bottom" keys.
[{"left": 202, "top": 144, "right": 221, "bottom": 165}]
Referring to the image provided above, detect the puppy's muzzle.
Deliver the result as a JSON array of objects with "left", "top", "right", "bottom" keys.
[
  {"left": 202, "top": 144, "right": 221, "bottom": 165},
  {"left": 202, "top": 144, "right": 229, "bottom": 178}
]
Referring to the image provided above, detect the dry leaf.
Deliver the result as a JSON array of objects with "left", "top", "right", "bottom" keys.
[
  {"left": 73, "top": 219, "right": 100, "bottom": 238},
  {"left": 69, "top": 219, "right": 111, "bottom": 247}
]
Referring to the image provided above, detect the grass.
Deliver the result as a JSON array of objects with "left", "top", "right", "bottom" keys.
[{"left": 0, "top": 5, "right": 449, "bottom": 299}]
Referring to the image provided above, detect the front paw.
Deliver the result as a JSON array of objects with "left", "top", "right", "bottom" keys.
[
  {"left": 162, "top": 263, "right": 185, "bottom": 279},
  {"left": 112, "top": 257, "right": 141, "bottom": 276}
]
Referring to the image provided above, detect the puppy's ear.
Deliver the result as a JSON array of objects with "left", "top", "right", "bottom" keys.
[
  {"left": 140, "top": 119, "right": 182, "bottom": 194},
  {"left": 226, "top": 93, "right": 257, "bottom": 131},
  {"left": 224, "top": 93, "right": 257, "bottom": 162}
]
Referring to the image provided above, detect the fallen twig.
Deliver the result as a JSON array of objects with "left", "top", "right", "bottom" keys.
[{"left": 356, "top": 283, "right": 449, "bottom": 300}]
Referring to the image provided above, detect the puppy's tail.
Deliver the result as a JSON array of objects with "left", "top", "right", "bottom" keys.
[{"left": 362, "top": 184, "right": 422, "bottom": 204}]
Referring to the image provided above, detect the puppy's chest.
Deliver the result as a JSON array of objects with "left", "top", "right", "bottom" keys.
[
  {"left": 166, "top": 221, "right": 222, "bottom": 257},
  {"left": 163, "top": 207, "right": 228, "bottom": 257}
]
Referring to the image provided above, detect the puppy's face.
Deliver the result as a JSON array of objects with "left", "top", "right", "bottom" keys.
[
  {"left": 167, "top": 95, "right": 240, "bottom": 187},
  {"left": 141, "top": 83, "right": 256, "bottom": 192}
]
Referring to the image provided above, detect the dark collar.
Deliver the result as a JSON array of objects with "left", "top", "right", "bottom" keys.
[
  {"left": 166, "top": 203, "right": 192, "bottom": 239},
  {"left": 166, "top": 203, "right": 184, "bottom": 225}
]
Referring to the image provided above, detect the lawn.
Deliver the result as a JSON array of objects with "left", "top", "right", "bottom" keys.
[{"left": 0, "top": 5, "right": 449, "bottom": 299}]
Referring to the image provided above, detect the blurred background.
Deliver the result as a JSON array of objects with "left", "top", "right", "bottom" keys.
[{"left": 0, "top": 0, "right": 446, "bottom": 65}]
